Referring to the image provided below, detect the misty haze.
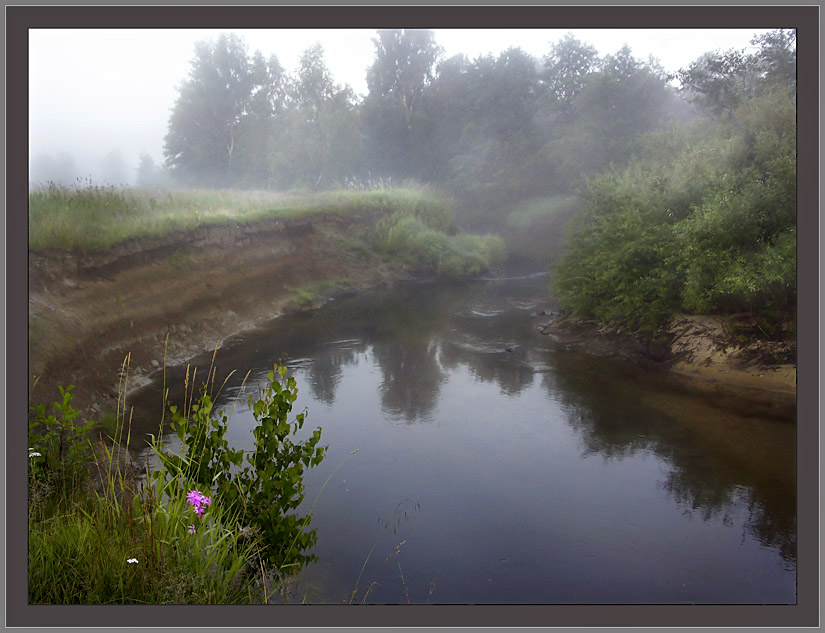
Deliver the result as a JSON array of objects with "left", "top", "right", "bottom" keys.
[{"left": 27, "top": 28, "right": 797, "bottom": 607}]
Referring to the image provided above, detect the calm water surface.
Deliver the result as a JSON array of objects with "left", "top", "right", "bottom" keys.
[{"left": 130, "top": 273, "right": 796, "bottom": 604}]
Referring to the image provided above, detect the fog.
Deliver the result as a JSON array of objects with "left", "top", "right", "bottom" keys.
[{"left": 29, "top": 28, "right": 772, "bottom": 188}]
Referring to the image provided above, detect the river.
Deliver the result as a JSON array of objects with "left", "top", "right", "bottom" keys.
[{"left": 128, "top": 271, "right": 796, "bottom": 604}]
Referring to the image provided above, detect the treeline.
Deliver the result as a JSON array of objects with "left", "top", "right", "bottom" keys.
[
  {"left": 161, "top": 28, "right": 796, "bottom": 337},
  {"left": 552, "top": 30, "right": 796, "bottom": 338},
  {"left": 161, "top": 31, "right": 690, "bottom": 224}
]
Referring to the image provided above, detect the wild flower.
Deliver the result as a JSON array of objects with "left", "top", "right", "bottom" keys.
[
  {"left": 186, "top": 489, "right": 211, "bottom": 517},
  {"left": 126, "top": 558, "right": 139, "bottom": 564},
  {"left": 188, "top": 525, "right": 196, "bottom": 535},
  {"left": 29, "top": 451, "right": 42, "bottom": 458}
]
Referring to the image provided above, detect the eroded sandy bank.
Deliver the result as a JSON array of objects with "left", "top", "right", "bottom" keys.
[{"left": 28, "top": 211, "right": 415, "bottom": 418}]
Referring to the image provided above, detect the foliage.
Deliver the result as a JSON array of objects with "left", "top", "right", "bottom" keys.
[
  {"left": 164, "top": 34, "right": 285, "bottom": 188},
  {"left": 551, "top": 84, "right": 796, "bottom": 338},
  {"left": 674, "top": 29, "right": 796, "bottom": 118},
  {"left": 153, "top": 364, "right": 327, "bottom": 572},
  {"left": 361, "top": 29, "right": 443, "bottom": 180},
  {"left": 374, "top": 214, "right": 506, "bottom": 278},
  {"left": 28, "top": 384, "right": 97, "bottom": 498},
  {"left": 155, "top": 28, "right": 794, "bottom": 248},
  {"left": 269, "top": 44, "right": 363, "bottom": 190},
  {"left": 28, "top": 382, "right": 266, "bottom": 604},
  {"left": 542, "top": 34, "right": 599, "bottom": 119}
]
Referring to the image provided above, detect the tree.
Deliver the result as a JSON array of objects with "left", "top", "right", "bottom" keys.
[
  {"left": 541, "top": 46, "right": 680, "bottom": 189},
  {"left": 367, "top": 29, "right": 442, "bottom": 131},
  {"left": 164, "top": 34, "right": 282, "bottom": 187},
  {"left": 674, "top": 29, "right": 796, "bottom": 119},
  {"left": 442, "top": 48, "right": 546, "bottom": 213},
  {"left": 542, "top": 34, "right": 599, "bottom": 119},
  {"left": 362, "top": 29, "right": 443, "bottom": 179},
  {"left": 231, "top": 51, "right": 287, "bottom": 188},
  {"left": 673, "top": 48, "right": 757, "bottom": 118},
  {"left": 749, "top": 29, "right": 796, "bottom": 94},
  {"left": 135, "top": 153, "right": 163, "bottom": 188},
  {"left": 269, "top": 44, "right": 362, "bottom": 190}
]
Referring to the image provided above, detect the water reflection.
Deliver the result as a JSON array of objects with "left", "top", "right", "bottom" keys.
[
  {"left": 542, "top": 351, "right": 796, "bottom": 565},
  {"left": 127, "top": 273, "right": 796, "bottom": 600},
  {"left": 373, "top": 340, "right": 445, "bottom": 422},
  {"left": 305, "top": 341, "right": 367, "bottom": 405}
]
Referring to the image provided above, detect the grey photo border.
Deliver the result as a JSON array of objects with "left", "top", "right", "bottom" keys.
[{"left": 4, "top": 2, "right": 819, "bottom": 629}]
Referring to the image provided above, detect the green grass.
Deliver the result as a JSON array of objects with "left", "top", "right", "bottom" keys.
[
  {"left": 28, "top": 182, "right": 453, "bottom": 253},
  {"left": 375, "top": 214, "right": 506, "bottom": 278},
  {"left": 28, "top": 474, "right": 259, "bottom": 604},
  {"left": 288, "top": 280, "right": 354, "bottom": 308},
  {"left": 27, "top": 362, "right": 283, "bottom": 604}
]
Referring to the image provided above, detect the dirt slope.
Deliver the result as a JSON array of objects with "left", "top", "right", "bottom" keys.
[{"left": 28, "top": 212, "right": 412, "bottom": 418}]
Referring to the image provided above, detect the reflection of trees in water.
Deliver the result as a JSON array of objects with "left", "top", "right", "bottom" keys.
[
  {"left": 660, "top": 461, "right": 797, "bottom": 564},
  {"left": 437, "top": 286, "right": 547, "bottom": 397},
  {"left": 362, "top": 283, "right": 472, "bottom": 423},
  {"left": 439, "top": 339, "right": 535, "bottom": 397},
  {"left": 305, "top": 343, "right": 366, "bottom": 405},
  {"left": 372, "top": 340, "right": 445, "bottom": 423},
  {"left": 543, "top": 351, "right": 797, "bottom": 565}
]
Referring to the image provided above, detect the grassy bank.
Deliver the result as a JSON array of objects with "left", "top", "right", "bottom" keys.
[
  {"left": 29, "top": 182, "right": 505, "bottom": 278},
  {"left": 29, "top": 183, "right": 442, "bottom": 252}
]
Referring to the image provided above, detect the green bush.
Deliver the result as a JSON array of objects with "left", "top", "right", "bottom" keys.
[
  {"left": 375, "top": 214, "right": 505, "bottom": 278},
  {"left": 28, "top": 384, "right": 97, "bottom": 499},
  {"left": 153, "top": 364, "right": 327, "bottom": 573},
  {"left": 551, "top": 88, "right": 796, "bottom": 339}
]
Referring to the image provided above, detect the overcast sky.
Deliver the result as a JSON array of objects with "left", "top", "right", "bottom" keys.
[{"left": 29, "top": 28, "right": 774, "bottom": 184}]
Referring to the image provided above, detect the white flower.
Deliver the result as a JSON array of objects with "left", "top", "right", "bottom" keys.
[
  {"left": 126, "top": 558, "right": 139, "bottom": 564},
  {"left": 29, "top": 452, "right": 41, "bottom": 458}
]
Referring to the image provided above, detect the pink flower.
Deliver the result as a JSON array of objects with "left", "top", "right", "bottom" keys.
[
  {"left": 186, "top": 489, "right": 211, "bottom": 517},
  {"left": 187, "top": 524, "right": 196, "bottom": 534}
]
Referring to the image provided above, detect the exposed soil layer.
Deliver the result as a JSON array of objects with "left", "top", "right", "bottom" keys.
[
  {"left": 28, "top": 211, "right": 415, "bottom": 419},
  {"left": 538, "top": 313, "right": 796, "bottom": 418}
]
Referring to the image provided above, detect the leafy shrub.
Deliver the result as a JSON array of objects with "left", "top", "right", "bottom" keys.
[
  {"left": 153, "top": 364, "right": 327, "bottom": 573},
  {"left": 28, "top": 385, "right": 97, "bottom": 498},
  {"left": 551, "top": 88, "right": 796, "bottom": 339},
  {"left": 375, "top": 214, "right": 505, "bottom": 278}
]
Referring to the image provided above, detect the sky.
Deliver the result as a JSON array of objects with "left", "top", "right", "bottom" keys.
[{"left": 28, "top": 28, "right": 774, "bottom": 185}]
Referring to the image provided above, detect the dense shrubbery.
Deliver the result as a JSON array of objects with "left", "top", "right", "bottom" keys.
[{"left": 551, "top": 86, "right": 796, "bottom": 338}]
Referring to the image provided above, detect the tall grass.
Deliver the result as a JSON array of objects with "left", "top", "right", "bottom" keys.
[
  {"left": 28, "top": 181, "right": 453, "bottom": 253},
  {"left": 375, "top": 214, "right": 506, "bottom": 278},
  {"left": 27, "top": 354, "right": 280, "bottom": 604}
]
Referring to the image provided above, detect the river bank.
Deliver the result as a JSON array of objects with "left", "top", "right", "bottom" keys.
[
  {"left": 538, "top": 312, "right": 796, "bottom": 417},
  {"left": 29, "top": 203, "right": 795, "bottom": 423},
  {"left": 28, "top": 209, "right": 419, "bottom": 418}
]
